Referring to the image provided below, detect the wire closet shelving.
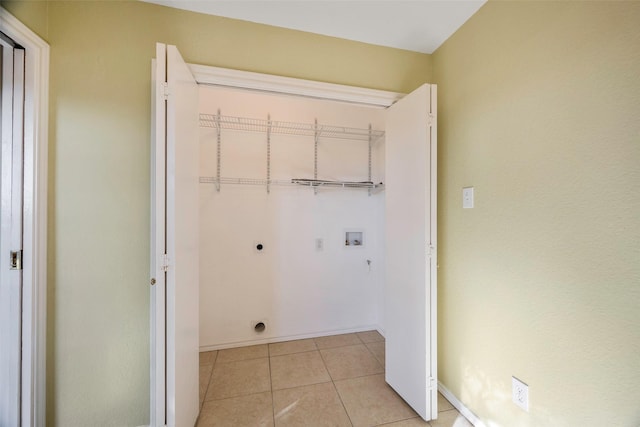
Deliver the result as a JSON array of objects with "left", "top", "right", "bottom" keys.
[
  {"left": 199, "top": 114, "right": 385, "bottom": 142},
  {"left": 199, "top": 111, "right": 385, "bottom": 194}
]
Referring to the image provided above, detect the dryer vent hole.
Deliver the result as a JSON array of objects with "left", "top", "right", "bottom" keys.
[{"left": 254, "top": 322, "right": 266, "bottom": 333}]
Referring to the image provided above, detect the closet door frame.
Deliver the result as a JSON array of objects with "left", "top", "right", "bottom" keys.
[
  {"left": 189, "top": 64, "right": 403, "bottom": 108},
  {"left": 0, "top": 8, "right": 50, "bottom": 427},
  {"left": 175, "top": 62, "right": 437, "bottom": 419}
]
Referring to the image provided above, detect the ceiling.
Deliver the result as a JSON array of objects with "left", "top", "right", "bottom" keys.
[{"left": 142, "top": 0, "right": 486, "bottom": 54}]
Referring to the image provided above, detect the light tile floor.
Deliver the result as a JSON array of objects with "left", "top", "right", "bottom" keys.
[{"left": 198, "top": 331, "right": 473, "bottom": 427}]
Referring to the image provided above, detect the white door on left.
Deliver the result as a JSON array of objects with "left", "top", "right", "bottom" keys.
[
  {"left": 0, "top": 35, "right": 25, "bottom": 427},
  {"left": 150, "top": 43, "right": 200, "bottom": 427}
]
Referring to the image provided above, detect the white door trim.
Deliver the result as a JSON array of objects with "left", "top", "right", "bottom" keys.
[
  {"left": 0, "top": 8, "right": 49, "bottom": 427},
  {"left": 189, "top": 63, "right": 404, "bottom": 108}
]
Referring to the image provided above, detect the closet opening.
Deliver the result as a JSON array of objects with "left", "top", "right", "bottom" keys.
[
  {"left": 196, "top": 83, "right": 388, "bottom": 351},
  {"left": 151, "top": 44, "right": 437, "bottom": 425}
]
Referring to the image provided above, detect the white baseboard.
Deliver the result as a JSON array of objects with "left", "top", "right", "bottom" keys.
[
  {"left": 438, "top": 382, "right": 485, "bottom": 427},
  {"left": 200, "top": 324, "right": 383, "bottom": 351}
]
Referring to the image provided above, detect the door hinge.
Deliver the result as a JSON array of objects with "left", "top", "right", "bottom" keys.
[
  {"left": 427, "top": 113, "right": 435, "bottom": 126},
  {"left": 427, "top": 244, "right": 436, "bottom": 258},
  {"left": 429, "top": 377, "right": 438, "bottom": 390},
  {"left": 10, "top": 250, "right": 23, "bottom": 270},
  {"left": 160, "top": 253, "right": 169, "bottom": 272},
  {"left": 161, "top": 82, "right": 169, "bottom": 100}
]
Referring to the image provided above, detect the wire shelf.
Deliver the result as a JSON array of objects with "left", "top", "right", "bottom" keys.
[
  {"left": 200, "top": 176, "right": 385, "bottom": 191},
  {"left": 199, "top": 114, "right": 385, "bottom": 142}
]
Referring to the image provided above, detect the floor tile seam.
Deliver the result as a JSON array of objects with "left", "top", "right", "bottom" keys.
[
  {"left": 373, "top": 415, "right": 427, "bottom": 427},
  {"left": 214, "top": 355, "right": 270, "bottom": 365},
  {"left": 269, "top": 343, "right": 319, "bottom": 355},
  {"left": 332, "top": 371, "right": 386, "bottom": 385},
  {"left": 268, "top": 348, "right": 322, "bottom": 359},
  {"left": 357, "top": 330, "right": 385, "bottom": 341},
  {"left": 203, "top": 389, "right": 274, "bottom": 404},
  {"left": 358, "top": 335, "right": 385, "bottom": 345},
  {"left": 360, "top": 340, "right": 384, "bottom": 345},
  {"left": 328, "top": 376, "right": 355, "bottom": 427},
  {"left": 318, "top": 342, "right": 374, "bottom": 354},
  {"left": 314, "top": 346, "right": 383, "bottom": 388},
  {"left": 315, "top": 340, "right": 365, "bottom": 351},
  {"left": 318, "top": 344, "right": 380, "bottom": 363},
  {"left": 271, "top": 378, "right": 333, "bottom": 392},
  {"left": 201, "top": 350, "right": 219, "bottom": 367},
  {"left": 316, "top": 343, "right": 339, "bottom": 382},
  {"left": 202, "top": 352, "right": 219, "bottom": 404},
  {"left": 268, "top": 350, "right": 276, "bottom": 427},
  {"left": 362, "top": 342, "right": 385, "bottom": 367}
]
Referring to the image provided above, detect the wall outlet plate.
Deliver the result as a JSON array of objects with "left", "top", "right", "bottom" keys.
[
  {"left": 462, "top": 186, "right": 474, "bottom": 209},
  {"left": 512, "top": 376, "right": 529, "bottom": 412}
]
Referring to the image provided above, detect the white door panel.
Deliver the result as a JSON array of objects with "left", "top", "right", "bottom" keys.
[
  {"left": 150, "top": 45, "right": 167, "bottom": 426},
  {"left": 151, "top": 43, "right": 200, "bottom": 427},
  {"left": 0, "top": 39, "right": 25, "bottom": 427},
  {"left": 166, "top": 44, "right": 200, "bottom": 427},
  {"left": 384, "top": 83, "right": 437, "bottom": 421}
]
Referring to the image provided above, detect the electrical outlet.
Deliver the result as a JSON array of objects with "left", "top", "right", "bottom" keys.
[
  {"left": 512, "top": 376, "right": 529, "bottom": 412},
  {"left": 462, "top": 187, "right": 474, "bottom": 209}
]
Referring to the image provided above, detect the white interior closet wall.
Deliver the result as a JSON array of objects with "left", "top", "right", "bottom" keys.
[{"left": 198, "top": 86, "right": 387, "bottom": 349}]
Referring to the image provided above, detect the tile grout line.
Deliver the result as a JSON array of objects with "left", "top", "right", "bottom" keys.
[
  {"left": 199, "top": 332, "right": 385, "bottom": 425},
  {"left": 362, "top": 340, "right": 385, "bottom": 369},
  {"left": 314, "top": 333, "right": 365, "bottom": 351},
  {"left": 269, "top": 347, "right": 319, "bottom": 359},
  {"left": 332, "top": 379, "right": 355, "bottom": 427},
  {"left": 374, "top": 415, "right": 431, "bottom": 427},
  {"left": 268, "top": 344, "right": 276, "bottom": 426},
  {"left": 269, "top": 378, "right": 333, "bottom": 393},
  {"left": 200, "top": 351, "right": 219, "bottom": 411},
  {"left": 316, "top": 343, "right": 355, "bottom": 427},
  {"left": 201, "top": 354, "right": 271, "bottom": 403},
  {"left": 203, "top": 388, "right": 275, "bottom": 404},
  {"left": 330, "top": 371, "right": 387, "bottom": 383}
]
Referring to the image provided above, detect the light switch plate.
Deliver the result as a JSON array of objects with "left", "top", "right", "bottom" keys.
[{"left": 463, "top": 187, "right": 474, "bottom": 209}]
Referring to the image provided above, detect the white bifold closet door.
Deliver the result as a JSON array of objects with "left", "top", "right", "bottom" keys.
[
  {"left": 0, "top": 36, "right": 25, "bottom": 427},
  {"left": 150, "top": 43, "right": 200, "bottom": 427},
  {"left": 384, "top": 83, "right": 438, "bottom": 421}
]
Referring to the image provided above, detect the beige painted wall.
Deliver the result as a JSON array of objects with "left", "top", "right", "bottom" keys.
[
  {"left": 2, "top": 1, "right": 431, "bottom": 425},
  {"left": 1, "top": 0, "right": 47, "bottom": 39},
  {"left": 7, "top": 0, "right": 638, "bottom": 426},
  {"left": 433, "top": 1, "right": 640, "bottom": 426}
]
